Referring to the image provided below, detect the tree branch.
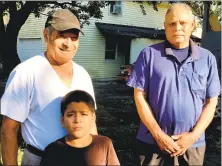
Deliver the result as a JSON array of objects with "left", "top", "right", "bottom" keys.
[
  {"left": 8, "top": 2, "right": 17, "bottom": 19},
  {"left": 17, "top": 1, "right": 24, "bottom": 9},
  {"left": 46, "top": 1, "right": 86, "bottom": 10},
  {"left": 16, "top": 1, "right": 39, "bottom": 28}
]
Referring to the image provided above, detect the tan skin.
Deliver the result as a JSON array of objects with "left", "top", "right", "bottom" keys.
[
  {"left": 1, "top": 117, "right": 20, "bottom": 165},
  {"left": 164, "top": 6, "right": 195, "bottom": 49},
  {"left": 43, "top": 28, "right": 79, "bottom": 88},
  {"left": 61, "top": 102, "right": 96, "bottom": 148},
  {"left": 134, "top": 5, "right": 218, "bottom": 157},
  {"left": 1, "top": 28, "right": 97, "bottom": 165}
]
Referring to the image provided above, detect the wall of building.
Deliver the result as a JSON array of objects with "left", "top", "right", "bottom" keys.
[
  {"left": 130, "top": 38, "right": 163, "bottom": 64},
  {"left": 16, "top": 2, "right": 200, "bottom": 79}
]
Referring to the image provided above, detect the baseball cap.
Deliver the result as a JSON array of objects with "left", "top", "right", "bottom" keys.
[{"left": 45, "top": 9, "right": 84, "bottom": 35}]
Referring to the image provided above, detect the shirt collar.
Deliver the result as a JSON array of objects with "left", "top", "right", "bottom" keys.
[{"left": 165, "top": 39, "right": 200, "bottom": 61}]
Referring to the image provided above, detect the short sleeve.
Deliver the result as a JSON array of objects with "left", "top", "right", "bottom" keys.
[
  {"left": 206, "top": 54, "right": 221, "bottom": 98},
  {"left": 127, "top": 49, "right": 150, "bottom": 92},
  {"left": 106, "top": 139, "right": 120, "bottom": 166},
  {"left": 0, "top": 66, "right": 33, "bottom": 122}
]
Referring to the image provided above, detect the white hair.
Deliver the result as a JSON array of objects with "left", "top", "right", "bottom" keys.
[{"left": 165, "top": 3, "right": 194, "bottom": 21}]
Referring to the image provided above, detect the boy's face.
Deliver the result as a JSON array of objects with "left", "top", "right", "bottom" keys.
[{"left": 61, "top": 102, "right": 95, "bottom": 139}]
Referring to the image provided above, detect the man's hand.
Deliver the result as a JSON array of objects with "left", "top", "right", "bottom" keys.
[
  {"left": 170, "top": 132, "right": 196, "bottom": 156},
  {"left": 154, "top": 131, "right": 180, "bottom": 155}
]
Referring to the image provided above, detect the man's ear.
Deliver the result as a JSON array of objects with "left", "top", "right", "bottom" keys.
[
  {"left": 43, "top": 28, "right": 48, "bottom": 43},
  {"left": 61, "top": 116, "right": 64, "bottom": 127},
  {"left": 192, "top": 19, "right": 196, "bottom": 31}
]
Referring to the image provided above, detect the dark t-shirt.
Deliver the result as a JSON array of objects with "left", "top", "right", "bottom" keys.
[
  {"left": 170, "top": 44, "right": 190, "bottom": 63},
  {"left": 40, "top": 135, "right": 120, "bottom": 166}
]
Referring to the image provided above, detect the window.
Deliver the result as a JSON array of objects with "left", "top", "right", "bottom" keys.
[
  {"left": 105, "top": 38, "right": 118, "bottom": 60},
  {"left": 110, "top": 1, "right": 122, "bottom": 15}
]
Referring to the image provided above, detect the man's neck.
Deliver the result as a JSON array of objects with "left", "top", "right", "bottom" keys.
[
  {"left": 44, "top": 51, "right": 73, "bottom": 71},
  {"left": 65, "top": 134, "right": 92, "bottom": 148},
  {"left": 172, "top": 42, "right": 189, "bottom": 49}
]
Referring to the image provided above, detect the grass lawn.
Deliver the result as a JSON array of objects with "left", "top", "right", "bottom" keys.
[
  {"left": 2, "top": 81, "right": 221, "bottom": 166},
  {"left": 94, "top": 82, "right": 221, "bottom": 166}
]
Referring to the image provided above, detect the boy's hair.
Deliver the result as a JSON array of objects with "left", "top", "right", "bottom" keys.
[{"left": 61, "top": 90, "right": 95, "bottom": 116}]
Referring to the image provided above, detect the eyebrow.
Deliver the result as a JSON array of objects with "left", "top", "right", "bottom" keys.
[{"left": 66, "top": 110, "right": 90, "bottom": 113}]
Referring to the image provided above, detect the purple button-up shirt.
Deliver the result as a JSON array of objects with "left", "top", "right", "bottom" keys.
[{"left": 127, "top": 40, "right": 220, "bottom": 147}]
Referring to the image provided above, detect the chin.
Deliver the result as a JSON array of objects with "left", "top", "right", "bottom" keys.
[
  {"left": 72, "top": 134, "right": 84, "bottom": 139},
  {"left": 172, "top": 39, "right": 184, "bottom": 44},
  {"left": 57, "top": 57, "right": 72, "bottom": 64}
]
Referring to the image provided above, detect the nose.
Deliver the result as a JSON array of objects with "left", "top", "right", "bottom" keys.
[
  {"left": 175, "top": 22, "right": 182, "bottom": 31},
  {"left": 62, "top": 37, "right": 72, "bottom": 48},
  {"left": 73, "top": 114, "right": 82, "bottom": 123}
]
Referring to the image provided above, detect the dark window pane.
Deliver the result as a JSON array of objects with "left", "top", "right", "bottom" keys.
[
  {"left": 105, "top": 38, "right": 116, "bottom": 60},
  {"left": 106, "top": 40, "right": 116, "bottom": 50},
  {"left": 105, "top": 50, "right": 116, "bottom": 60}
]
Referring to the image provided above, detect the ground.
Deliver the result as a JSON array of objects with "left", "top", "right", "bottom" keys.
[
  {"left": 0, "top": 80, "right": 221, "bottom": 165},
  {"left": 94, "top": 81, "right": 221, "bottom": 166}
]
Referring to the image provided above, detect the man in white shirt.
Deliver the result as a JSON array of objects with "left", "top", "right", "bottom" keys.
[{"left": 1, "top": 9, "right": 97, "bottom": 166}]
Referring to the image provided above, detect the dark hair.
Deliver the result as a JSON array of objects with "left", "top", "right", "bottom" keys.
[{"left": 61, "top": 90, "right": 95, "bottom": 116}]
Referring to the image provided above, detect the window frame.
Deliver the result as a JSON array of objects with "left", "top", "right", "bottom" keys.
[
  {"left": 104, "top": 38, "right": 118, "bottom": 61},
  {"left": 109, "top": 1, "right": 122, "bottom": 15}
]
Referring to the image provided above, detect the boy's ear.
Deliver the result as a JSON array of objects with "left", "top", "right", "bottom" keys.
[
  {"left": 92, "top": 113, "right": 96, "bottom": 123},
  {"left": 61, "top": 116, "right": 64, "bottom": 127}
]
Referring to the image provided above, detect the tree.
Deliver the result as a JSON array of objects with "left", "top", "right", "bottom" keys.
[
  {"left": 137, "top": 1, "right": 221, "bottom": 19},
  {"left": 0, "top": 1, "right": 109, "bottom": 78}
]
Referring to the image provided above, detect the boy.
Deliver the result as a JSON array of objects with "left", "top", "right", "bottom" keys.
[{"left": 40, "top": 90, "right": 120, "bottom": 166}]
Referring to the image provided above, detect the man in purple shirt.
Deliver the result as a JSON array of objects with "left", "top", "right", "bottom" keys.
[{"left": 127, "top": 3, "right": 220, "bottom": 166}]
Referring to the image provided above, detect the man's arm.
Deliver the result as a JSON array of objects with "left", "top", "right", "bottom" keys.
[
  {"left": 192, "top": 96, "right": 218, "bottom": 139},
  {"left": 134, "top": 88, "right": 180, "bottom": 154},
  {"left": 171, "top": 96, "right": 218, "bottom": 156},
  {"left": 1, "top": 116, "right": 20, "bottom": 165}
]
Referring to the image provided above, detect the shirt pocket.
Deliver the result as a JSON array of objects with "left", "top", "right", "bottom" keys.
[{"left": 191, "top": 72, "right": 207, "bottom": 98}]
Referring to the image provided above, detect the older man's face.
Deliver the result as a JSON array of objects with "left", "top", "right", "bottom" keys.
[
  {"left": 164, "top": 7, "right": 195, "bottom": 48},
  {"left": 44, "top": 28, "right": 80, "bottom": 65}
]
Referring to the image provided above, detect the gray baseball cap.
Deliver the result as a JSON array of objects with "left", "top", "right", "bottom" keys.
[{"left": 45, "top": 9, "right": 84, "bottom": 34}]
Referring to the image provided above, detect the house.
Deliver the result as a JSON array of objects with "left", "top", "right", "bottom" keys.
[{"left": 16, "top": 1, "right": 201, "bottom": 80}]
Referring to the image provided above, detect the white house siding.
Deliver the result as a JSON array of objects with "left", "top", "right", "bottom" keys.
[
  {"left": 97, "top": 2, "right": 167, "bottom": 29},
  {"left": 18, "top": 13, "right": 46, "bottom": 60},
  {"left": 75, "top": 2, "right": 168, "bottom": 79},
  {"left": 130, "top": 38, "right": 163, "bottom": 64},
  {"left": 18, "top": 38, "right": 42, "bottom": 62},
  {"left": 17, "top": 2, "right": 203, "bottom": 80}
]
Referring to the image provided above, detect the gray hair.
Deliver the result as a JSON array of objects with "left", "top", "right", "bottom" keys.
[
  {"left": 165, "top": 3, "right": 194, "bottom": 21},
  {"left": 46, "top": 26, "right": 55, "bottom": 36}
]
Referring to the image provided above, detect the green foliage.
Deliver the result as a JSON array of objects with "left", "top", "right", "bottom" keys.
[
  {"left": 1, "top": 1, "right": 110, "bottom": 27},
  {"left": 136, "top": 1, "right": 221, "bottom": 19}
]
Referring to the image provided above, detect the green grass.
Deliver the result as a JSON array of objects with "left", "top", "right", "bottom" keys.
[
  {"left": 1, "top": 82, "right": 221, "bottom": 166},
  {"left": 18, "top": 149, "right": 24, "bottom": 165},
  {"left": 95, "top": 83, "right": 221, "bottom": 166}
]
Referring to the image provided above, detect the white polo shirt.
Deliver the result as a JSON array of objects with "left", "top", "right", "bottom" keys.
[{"left": 1, "top": 53, "right": 96, "bottom": 150}]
